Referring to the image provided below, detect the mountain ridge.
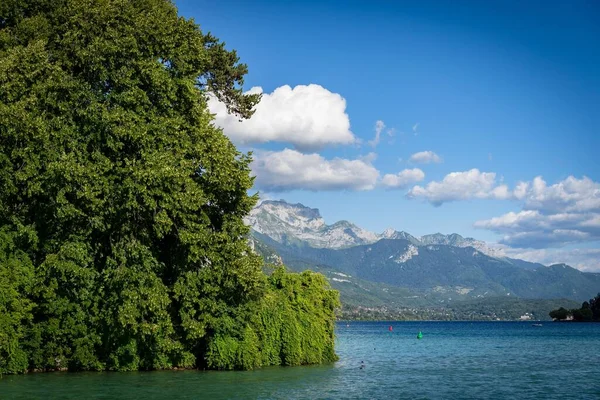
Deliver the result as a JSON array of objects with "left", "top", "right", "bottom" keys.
[
  {"left": 247, "top": 199, "right": 503, "bottom": 256},
  {"left": 248, "top": 200, "right": 600, "bottom": 307}
]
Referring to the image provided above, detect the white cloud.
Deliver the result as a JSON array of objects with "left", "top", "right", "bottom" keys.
[
  {"left": 520, "top": 176, "right": 600, "bottom": 213},
  {"left": 408, "top": 151, "right": 442, "bottom": 164},
  {"left": 412, "top": 122, "right": 419, "bottom": 135},
  {"left": 406, "top": 169, "right": 510, "bottom": 205},
  {"left": 471, "top": 176, "right": 600, "bottom": 248},
  {"left": 251, "top": 149, "right": 379, "bottom": 191},
  {"left": 359, "top": 152, "right": 378, "bottom": 163},
  {"left": 513, "top": 181, "right": 529, "bottom": 200},
  {"left": 368, "top": 120, "right": 385, "bottom": 148},
  {"left": 208, "top": 84, "right": 356, "bottom": 150},
  {"left": 404, "top": 170, "right": 600, "bottom": 265},
  {"left": 474, "top": 210, "right": 542, "bottom": 231},
  {"left": 381, "top": 168, "right": 425, "bottom": 189},
  {"left": 408, "top": 172, "right": 599, "bottom": 212},
  {"left": 499, "top": 230, "right": 591, "bottom": 248},
  {"left": 368, "top": 120, "right": 395, "bottom": 147},
  {"left": 474, "top": 210, "right": 600, "bottom": 248},
  {"left": 475, "top": 211, "right": 591, "bottom": 232}
]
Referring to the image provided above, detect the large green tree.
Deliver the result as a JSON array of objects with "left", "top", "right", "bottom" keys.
[
  {"left": 549, "top": 294, "right": 600, "bottom": 322},
  {"left": 0, "top": 0, "right": 338, "bottom": 373}
]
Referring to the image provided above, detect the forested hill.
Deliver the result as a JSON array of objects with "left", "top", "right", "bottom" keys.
[
  {"left": 253, "top": 229, "right": 600, "bottom": 302},
  {"left": 0, "top": 0, "right": 338, "bottom": 375}
]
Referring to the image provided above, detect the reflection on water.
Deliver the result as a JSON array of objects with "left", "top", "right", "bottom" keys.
[{"left": 2, "top": 321, "right": 600, "bottom": 399}]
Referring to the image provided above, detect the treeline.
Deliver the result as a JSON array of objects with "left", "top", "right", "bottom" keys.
[
  {"left": 0, "top": 0, "right": 338, "bottom": 374},
  {"left": 338, "top": 297, "right": 579, "bottom": 321},
  {"left": 549, "top": 294, "right": 600, "bottom": 322}
]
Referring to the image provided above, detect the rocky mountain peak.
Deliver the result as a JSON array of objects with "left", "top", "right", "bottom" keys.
[
  {"left": 381, "top": 228, "right": 396, "bottom": 238},
  {"left": 246, "top": 199, "right": 503, "bottom": 256}
]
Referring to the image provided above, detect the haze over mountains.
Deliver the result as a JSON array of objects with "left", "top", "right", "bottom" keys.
[{"left": 247, "top": 200, "right": 600, "bottom": 318}]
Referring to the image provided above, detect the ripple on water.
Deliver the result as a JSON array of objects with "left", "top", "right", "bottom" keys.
[{"left": 1, "top": 321, "right": 600, "bottom": 399}]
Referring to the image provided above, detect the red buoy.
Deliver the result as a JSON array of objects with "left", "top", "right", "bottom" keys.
[{"left": 389, "top": 325, "right": 393, "bottom": 331}]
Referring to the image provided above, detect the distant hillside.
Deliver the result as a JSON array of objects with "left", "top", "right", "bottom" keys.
[
  {"left": 254, "top": 231, "right": 600, "bottom": 302},
  {"left": 248, "top": 199, "right": 600, "bottom": 320},
  {"left": 338, "top": 297, "right": 581, "bottom": 321}
]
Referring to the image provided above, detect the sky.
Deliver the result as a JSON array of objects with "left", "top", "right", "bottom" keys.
[{"left": 176, "top": 0, "right": 600, "bottom": 271}]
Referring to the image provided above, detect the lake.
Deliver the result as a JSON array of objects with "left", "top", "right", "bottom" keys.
[{"left": 2, "top": 321, "right": 599, "bottom": 399}]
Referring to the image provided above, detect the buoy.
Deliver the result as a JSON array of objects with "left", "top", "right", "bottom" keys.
[
  {"left": 417, "top": 331, "right": 423, "bottom": 339},
  {"left": 389, "top": 325, "right": 393, "bottom": 331}
]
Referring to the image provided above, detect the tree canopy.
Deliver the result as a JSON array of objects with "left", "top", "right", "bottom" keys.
[
  {"left": 0, "top": 0, "right": 339, "bottom": 374},
  {"left": 549, "top": 294, "right": 600, "bottom": 322}
]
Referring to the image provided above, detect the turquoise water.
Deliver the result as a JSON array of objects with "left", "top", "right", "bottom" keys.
[{"left": 2, "top": 321, "right": 600, "bottom": 399}]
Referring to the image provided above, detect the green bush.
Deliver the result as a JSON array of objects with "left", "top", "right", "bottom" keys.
[
  {"left": 0, "top": 229, "right": 35, "bottom": 374},
  {"left": 204, "top": 267, "right": 340, "bottom": 370},
  {"left": 0, "top": 0, "right": 338, "bottom": 374}
]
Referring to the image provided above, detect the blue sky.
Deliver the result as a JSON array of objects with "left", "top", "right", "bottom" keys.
[{"left": 177, "top": 0, "right": 600, "bottom": 270}]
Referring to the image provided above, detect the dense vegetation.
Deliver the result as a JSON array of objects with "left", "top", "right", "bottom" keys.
[
  {"left": 0, "top": 0, "right": 339, "bottom": 375},
  {"left": 549, "top": 294, "right": 600, "bottom": 322}
]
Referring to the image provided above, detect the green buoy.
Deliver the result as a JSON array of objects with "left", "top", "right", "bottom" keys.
[{"left": 417, "top": 331, "right": 423, "bottom": 339}]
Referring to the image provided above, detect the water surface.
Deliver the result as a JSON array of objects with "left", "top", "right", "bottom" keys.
[{"left": 2, "top": 321, "right": 599, "bottom": 399}]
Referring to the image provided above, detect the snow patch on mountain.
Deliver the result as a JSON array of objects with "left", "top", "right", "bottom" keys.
[
  {"left": 456, "top": 287, "right": 474, "bottom": 295},
  {"left": 395, "top": 244, "right": 419, "bottom": 263},
  {"left": 246, "top": 200, "right": 386, "bottom": 249},
  {"left": 247, "top": 199, "right": 504, "bottom": 256},
  {"left": 332, "top": 272, "right": 351, "bottom": 278},
  {"left": 420, "top": 233, "right": 505, "bottom": 257},
  {"left": 331, "top": 277, "right": 352, "bottom": 283}
]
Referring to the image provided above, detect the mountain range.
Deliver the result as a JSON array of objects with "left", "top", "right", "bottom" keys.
[
  {"left": 247, "top": 200, "right": 503, "bottom": 256},
  {"left": 247, "top": 200, "right": 600, "bottom": 320}
]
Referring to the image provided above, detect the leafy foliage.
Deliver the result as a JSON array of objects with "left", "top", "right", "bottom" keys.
[
  {"left": 549, "top": 294, "right": 600, "bottom": 322},
  {"left": 0, "top": 0, "right": 338, "bottom": 374},
  {"left": 0, "top": 228, "right": 34, "bottom": 374},
  {"left": 205, "top": 267, "right": 339, "bottom": 370}
]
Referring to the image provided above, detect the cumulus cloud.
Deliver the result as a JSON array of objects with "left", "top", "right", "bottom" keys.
[
  {"left": 518, "top": 176, "right": 600, "bottom": 213},
  {"left": 406, "top": 169, "right": 510, "bottom": 205},
  {"left": 208, "top": 84, "right": 356, "bottom": 150},
  {"left": 471, "top": 175, "right": 600, "bottom": 249},
  {"left": 474, "top": 210, "right": 600, "bottom": 248},
  {"left": 251, "top": 149, "right": 379, "bottom": 191},
  {"left": 405, "top": 170, "right": 600, "bottom": 263},
  {"left": 475, "top": 211, "right": 591, "bottom": 232},
  {"left": 408, "top": 172, "right": 599, "bottom": 210},
  {"left": 409, "top": 151, "right": 442, "bottom": 164},
  {"left": 381, "top": 168, "right": 425, "bottom": 189}
]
